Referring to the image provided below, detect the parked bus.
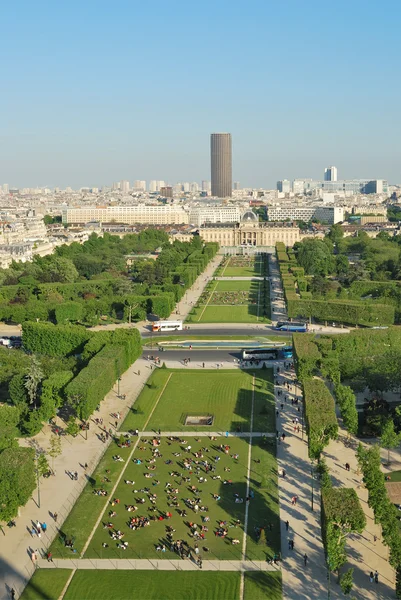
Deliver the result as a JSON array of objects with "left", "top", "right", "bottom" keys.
[
  {"left": 275, "top": 321, "right": 307, "bottom": 333},
  {"left": 242, "top": 346, "right": 293, "bottom": 361},
  {"left": 152, "top": 320, "right": 183, "bottom": 332},
  {"left": 281, "top": 346, "right": 293, "bottom": 359}
]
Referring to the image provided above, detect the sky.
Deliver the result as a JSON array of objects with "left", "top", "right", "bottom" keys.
[{"left": 1, "top": 0, "right": 401, "bottom": 189}]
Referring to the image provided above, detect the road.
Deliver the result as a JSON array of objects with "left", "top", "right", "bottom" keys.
[
  {"left": 142, "top": 348, "right": 243, "bottom": 363},
  {"left": 142, "top": 326, "right": 291, "bottom": 338}
]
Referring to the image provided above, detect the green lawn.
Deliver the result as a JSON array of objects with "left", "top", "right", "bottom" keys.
[
  {"left": 20, "top": 569, "right": 72, "bottom": 600},
  {"left": 84, "top": 436, "right": 251, "bottom": 560},
  {"left": 246, "top": 437, "right": 280, "bottom": 560},
  {"left": 64, "top": 571, "right": 241, "bottom": 600},
  {"left": 222, "top": 260, "right": 264, "bottom": 278},
  {"left": 214, "top": 280, "right": 255, "bottom": 291},
  {"left": 193, "top": 304, "right": 270, "bottom": 324},
  {"left": 389, "top": 469, "right": 401, "bottom": 482},
  {"left": 122, "top": 369, "right": 275, "bottom": 433},
  {"left": 49, "top": 440, "right": 132, "bottom": 557},
  {"left": 244, "top": 572, "right": 282, "bottom": 600}
]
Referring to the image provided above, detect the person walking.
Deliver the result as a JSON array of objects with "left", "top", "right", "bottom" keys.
[
  {"left": 303, "top": 553, "right": 308, "bottom": 566},
  {"left": 47, "top": 551, "right": 53, "bottom": 562},
  {"left": 369, "top": 571, "right": 374, "bottom": 583},
  {"left": 285, "top": 520, "right": 289, "bottom": 531},
  {"left": 53, "top": 512, "right": 58, "bottom": 523},
  {"left": 374, "top": 571, "right": 379, "bottom": 584}
]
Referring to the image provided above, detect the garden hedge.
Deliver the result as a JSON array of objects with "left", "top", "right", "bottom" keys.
[{"left": 303, "top": 379, "right": 338, "bottom": 459}]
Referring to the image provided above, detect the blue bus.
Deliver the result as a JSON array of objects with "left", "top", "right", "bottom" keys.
[
  {"left": 275, "top": 321, "right": 307, "bottom": 333},
  {"left": 242, "top": 347, "right": 293, "bottom": 361},
  {"left": 281, "top": 346, "right": 293, "bottom": 359}
]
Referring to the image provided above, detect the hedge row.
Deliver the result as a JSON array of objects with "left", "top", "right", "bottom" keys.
[
  {"left": 23, "top": 322, "right": 92, "bottom": 356},
  {"left": 65, "top": 328, "right": 142, "bottom": 419},
  {"left": 287, "top": 297, "right": 394, "bottom": 327},
  {"left": 303, "top": 379, "right": 338, "bottom": 459},
  {"left": 276, "top": 244, "right": 395, "bottom": 327}
]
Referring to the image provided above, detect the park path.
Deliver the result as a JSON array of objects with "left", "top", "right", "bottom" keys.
[
  {"left": 322, "top": 428, "right": 395, "bottom": 599},
  {"left": 36, "top": 557, "right": 279, "bottom": 572}
]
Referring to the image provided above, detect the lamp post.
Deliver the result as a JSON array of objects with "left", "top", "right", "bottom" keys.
[
  {"left": 311, "top": 461, "right": 315, "bottom": 512},
  {"left": 117, "top": 377, "right": 122, "bottom": 398},
  {"left": 35, "top": 451, "right": 41, "bottom": 508}
]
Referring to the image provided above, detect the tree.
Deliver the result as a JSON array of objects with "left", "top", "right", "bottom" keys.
[
  {"left": 322, "top": 488, "right": 366, "bottom": 580},
  {"left": 37, "top": 453, "right": 50, "bottom": 477},
  {"left": 9, "top": 373, "right": 29, "bottom": 413},
  {"left": 334, "top": 385, "right": 358, "bottom": 436},
  {"left": 0, "top": 405, "right": 20, "bottom": 451},
  {"left": 48, "top": 434, "right": 62, "bottom": 472},
  {"left": 65, "top": 416, "right": 80, "bottom": 437},
  {"left": 380, "top": 418, "right": 401, "bottom": 464},
  {"left": 25, "top": 355, "right": 44, "bottom": 407},
  {"left": 294, "top": 238, "right": 335, "bottom": 276},
  {"left": 327, "top": 223, "right": 344, "bottom": 245},
  {"left": 0, "top": 447, "right": 36, "bottom": 521},
  {"left": 340, "top": 568, "right": 354, "bottom": 595}
]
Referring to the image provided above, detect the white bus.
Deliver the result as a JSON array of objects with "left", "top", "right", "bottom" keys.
[{"left": 152, "top": 320, "right": 183, "bottom": 332}]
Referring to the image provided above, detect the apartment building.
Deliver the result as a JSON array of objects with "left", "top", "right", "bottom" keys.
[{"left": 62, "top": 204, "right": 189, "bottom": 225}]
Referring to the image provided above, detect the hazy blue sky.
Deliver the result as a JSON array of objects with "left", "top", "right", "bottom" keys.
[{"left": 1, "top": 0, "right": 400, "bottom": 189}]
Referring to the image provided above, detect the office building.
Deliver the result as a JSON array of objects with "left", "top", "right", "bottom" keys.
[
  {"left": 234, "top": 181, "right": 240, "bottom": 190},
  {"left": 266, "top": 205, "right": 344, "bottom": 225},
  {"left": 277, "top": 180, "right": 291, "bottom": 194},
  {"left": 211, "top": 133, "right": 232, "bottom": 197},
  {"left": 62, "top": 204, "right": 189, "bottom": 225},
  {"left": 202, "top": 180, "right": 211, "bottom": 193},
  {"left": 324, "top": 166, "right": 338, "bottom": 182}
]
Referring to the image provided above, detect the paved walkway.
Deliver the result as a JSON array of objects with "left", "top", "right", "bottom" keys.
[
  {"left": 36, "top": 558, "right": 279, "bottom": 572},
  {"left": 323, "top": 428, "right": 395, "bottom": 599}
]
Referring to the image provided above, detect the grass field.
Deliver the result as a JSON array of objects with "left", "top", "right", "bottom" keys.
[
  {"left": 214, "top": 280, "right": 255, "bottom": 291},
  {"left": 222, "top": 257, "right": 264, "bottom": 278},
  {"left": 20, "top": 569, "right": 72, "bottom": 600},
  {"left": 122, "top": 369, "right": 275, "bottom": 433},
  {"left": 193, "top": 305, "right": 268, "bottom": 324},
  {"left": 244, "top": 572, "right": 282, "bottom": 600},
  {"left": 64, "top": 571, "right": 241, "bottom": 600},
  {"left": 84, "top": 436, "right": 250, "bottom": 560},
  {"left": 49, "top": 440, "right": 131, "bottom": 557},
  {"left": 189, "top": 256, "right": 271, "bottom": 324}
]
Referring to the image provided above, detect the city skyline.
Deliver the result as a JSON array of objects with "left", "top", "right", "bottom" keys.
[{"left": 1, "top": 1, "right": 401, "bottom": 189}]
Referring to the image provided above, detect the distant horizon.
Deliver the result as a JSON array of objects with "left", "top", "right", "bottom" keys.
[{"left": 1, "top": 1, "right": 400, "bottom": 190}]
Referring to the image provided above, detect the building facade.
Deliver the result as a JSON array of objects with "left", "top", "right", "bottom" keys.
[
  {"left": 277, "top": 180, "right": 291, "bottom": 193},
  {"left": 199, "top": 222, "right": 300, "bottom": 247},
  {"left": 266, "top": 205, "right": 344, "bottom": 224},
  {"left": 62, "top": 204, "right": 189, "bottom": 225},
  {"left": 188, "top": 206, "right": 242, "bottom": 226},
  {"left": 210, "top": 133, "right": 232, "bottom": 197},
  {"left": 324, "top": 166, "right": 338, "bottom": 182}
]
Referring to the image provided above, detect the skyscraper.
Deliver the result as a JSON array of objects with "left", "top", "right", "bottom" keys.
[
  {"left": 324, "top": 166, "right": 338, "bottom": 182},
  {"left": 211, "top": 133, "right": 232, "bottom": 197}
]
